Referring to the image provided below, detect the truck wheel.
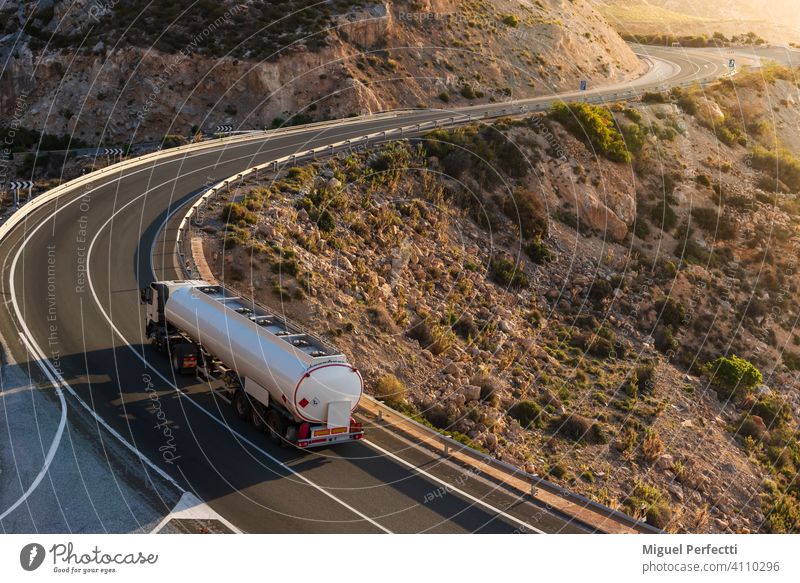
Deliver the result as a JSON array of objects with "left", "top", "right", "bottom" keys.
[
  {"left": 265, "top": 410, "right": 286, "bottom": 446},
  {"left": 233, "top": 390, "right": 250, "bottom": 420},
  {"left": 251, "top": 404, "right": 268, "bottom": 433},
  {"left": 171, "top": 344, "right": 197, "bottom": 375}
]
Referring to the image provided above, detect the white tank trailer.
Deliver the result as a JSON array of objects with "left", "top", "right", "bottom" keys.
[{"left": 141, "top": 280, "right": 364, "bottom": 447}]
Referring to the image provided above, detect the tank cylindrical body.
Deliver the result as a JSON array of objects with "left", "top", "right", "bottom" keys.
[{"left": 164, "top": 284, "right": 362, "bottom": 423}]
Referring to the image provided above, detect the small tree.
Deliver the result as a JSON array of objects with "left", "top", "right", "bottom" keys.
[{"left": 706, "top": 355, "right": 762, "bottom": 399}]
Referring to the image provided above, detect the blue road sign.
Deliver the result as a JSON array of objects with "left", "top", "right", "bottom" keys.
[{"left": 580, "top": 79, "right": 587, "bottom": 91}]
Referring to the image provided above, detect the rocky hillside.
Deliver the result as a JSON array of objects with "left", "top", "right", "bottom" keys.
[
  {"left": 193, "top": 65, "right": 800, "bottom": 534},
  {"left": 0, "top": 0, "right": 642, "bottom": 144}
]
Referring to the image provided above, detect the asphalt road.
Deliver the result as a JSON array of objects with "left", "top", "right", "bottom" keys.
[{"left": 1, "top": 45, "right": 797, "bottom": 534}]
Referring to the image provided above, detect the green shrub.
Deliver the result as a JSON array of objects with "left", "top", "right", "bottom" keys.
[
  {"left": 524, "top": 237, "right": 554, "bottom": 264},
  {"left": 765, "top": 493, "right": 800, "bottom": 533},
  {"left": 707, "top": 355, "right": 762, "bottom": 399},
  {"left": 550, "top": 102, "right": 632, "bottom": 163},
  {"left": 750, "top": 394, "right": 789, "bottom": 427},
  {"left": 509, "top": 400, "right": 543, "bottom": 428},
  {"left": 651, "top": 200, "right": 677, "bottom": 231},
  {"left": 317, "top": 209, "right": 335, "bottom": 234},
  {"left": 503, "top": 188, "right": 548, "bottom": 240},
  {"left": 490, "top": 256, "right": 529, "bottom": 289},
  {"left": 624, "top": 480, "right": 672, "bottom": 529},
  {"left": 654, "top": 325, "right": 677, "bottom": 354},
  {"left": 750, "top": 146, "right": 800, "bottom": 191},
  {"left": 641, "top": 92, "right": 666, "bottom": 104},
  {"left": 501, "top": 14, "right": 519, "bottom": 27},
  {"left": 783, "top": 352, "right": 800, "bottom": 371},
  {"left": 475, "top": 376, "right": 502, "bottom": 408},
  {"left": 220, "top": 202, "right": 257, "bottom": 225},
  {"left": 691, "top": 207, "right": 737, "bottom": 240},
  {"left": 557, "top": 413, "right": 606, "bottom": 444},
  {"left": 655, "top": 297, "right": 686, "bottom": 330}
]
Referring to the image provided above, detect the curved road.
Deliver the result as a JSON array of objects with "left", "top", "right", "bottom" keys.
[{"left": 1, "top": 45, "right": 797, "bottom": 534}]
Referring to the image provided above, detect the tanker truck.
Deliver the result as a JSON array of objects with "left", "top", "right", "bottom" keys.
[{"left": 140, "top": 280, "right": 364, "bottom": 448}]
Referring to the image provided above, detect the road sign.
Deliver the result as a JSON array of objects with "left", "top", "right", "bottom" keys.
[
  {"left": 7, "top": 180, "right": 34, "bottom": 207},
  {"left": 215, "top": 125, "right": 233, "bottom": 133},
  {"left": 102, "top": 147, "right": 124, "bottom": 156},
  {"left": 729, "top": 58, "right": 736, "bottom": 68},
  {"left": 580, "top": 79, "right": 587, "bottom": 91}
]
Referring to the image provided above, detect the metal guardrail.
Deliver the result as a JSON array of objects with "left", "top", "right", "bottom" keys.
[{"left": 362, "top": 395, "right": 660, "bottom": 534}]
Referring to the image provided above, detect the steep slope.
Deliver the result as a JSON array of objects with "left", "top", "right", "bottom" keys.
[{"left": 0, "top": 1, "right": 643, "bottom": 144}]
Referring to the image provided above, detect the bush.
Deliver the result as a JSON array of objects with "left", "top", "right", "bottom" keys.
[
  {"left": 424, "top": 404, "right": 458, "bottom": 430},
  {"left": 642, "top": 429, "right": 664, "bottom": 463},
  {"left": 651, "top": 200, "right": 677, "bottom": 231},
  {"left": 220, "top": 202, "right": 257, "bottom": 225},
  {"left": 475, "top": 376, "right": 502, "bottom": 408},
  {"left": 766, "top": 494, "right": 800, "bottom": 533},
  {"left": 503, "top": 188, "right": 548, "bottom": 240},
  {"left": 550, "top": 102, "right": 632, "bottom": 163},
  {"left": 490, "top": 256, "right": 529, "bottom": 289},
  {"left": 655, "top": 297, "right": 686, "bottom": 330},
  {"left": 374, "top": 374, "right": 407, "bottom": 407},
  {"left": 317, "top": 209, "right": 335, "bottom": 234},
  {"left": 654, "top": 325, "right": 677, "bottom": 354},
  {"left": 707, "top": 355, "right": 762, "bottom": 399},
  {"left": 750, "top": 394, "right": 789, "bottom": 427},
  {"left": 367, "top": 305, "right": 398, "bottom": 333},
  {"left": 750, "top": 146, "right": 800, "bottom": 191},
  {"left": 557, "top": 413, "right": 606, "bottom": 444},
  {"left": 641, "top": 91, "right": 666, "bottom": 103},
  {"left": 501, "top": 14, "right": 520, "bottom": 27},
  {"left": 406, "top": 317, "right": 452, "bottom": 355},
  {"left": 509, "top": 400, "right": 543, "bottom": 428},
  {"left": 691, "top": 207, "right": 737, "bottom": 240},
  {"left": 524, "top": 237, "right": 554, "bottom": 264},
  {"left": 625, "top": 481, "right": 672, "bottom": 529},
  {"left": 783, "top": 352, "right": 800, "bottom": 371}
]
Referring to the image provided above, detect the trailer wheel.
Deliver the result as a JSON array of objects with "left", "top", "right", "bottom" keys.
[
  {"left": 171, "top": 344, "right": 197, "bottom": 375},
  {"left": 251, "top": 404, "right": 268, "bottom": 433},
  {"left": 265, "top": 410, "right": 286, "bottom": 446},
  {"left": 233, "top": 390, "right": 250, "bottom": 420}
]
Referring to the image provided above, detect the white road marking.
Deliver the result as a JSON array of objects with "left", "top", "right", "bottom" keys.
[
  {"left": 150, "top": 492, "right": 241, "bottom": 534},
  {"left": 364, "top": 440, "right": 545, "bottom": 534}
]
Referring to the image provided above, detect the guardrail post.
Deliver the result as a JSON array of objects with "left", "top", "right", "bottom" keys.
[{"left": 253, "top": 167, "right": 258, "bottom": 179}]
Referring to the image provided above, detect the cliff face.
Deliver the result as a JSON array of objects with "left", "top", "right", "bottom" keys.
[{"left": 0, "top": 0, "right": 643, "bottom": 143}]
